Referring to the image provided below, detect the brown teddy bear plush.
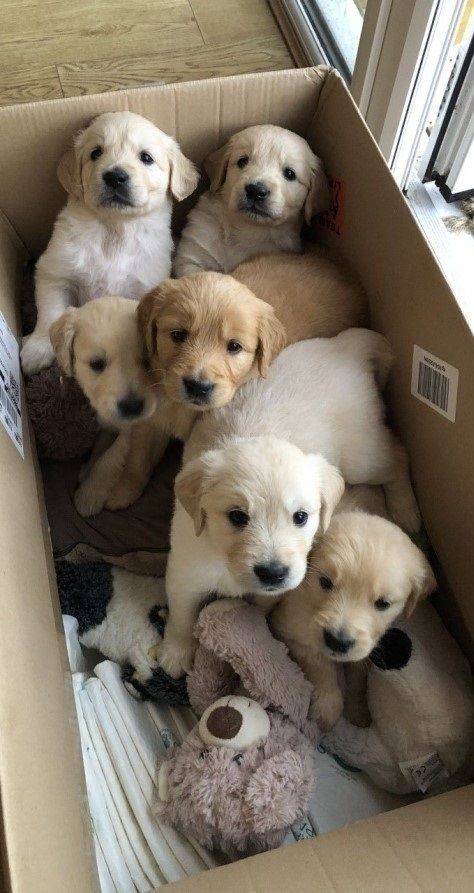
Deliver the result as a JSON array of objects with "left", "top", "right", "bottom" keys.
[{"left": 154, "top": 600, "right": 318, "bottom": 858}]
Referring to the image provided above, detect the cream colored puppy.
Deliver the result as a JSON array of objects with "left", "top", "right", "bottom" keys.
[
  {"left": 50, "top": 296, "right": 165, "bottom": 517},
  {"left": 270, "top": 492, "right": 436, "bottom": 732},
  {"left": 22, "top": 111, "right": 199, "bottom": 375},
  {"left": 159, "top": 330, "right": 420, "bottom": 679},
  {"left": 174, "top": 125, "right": 330, "bottom": 276}
]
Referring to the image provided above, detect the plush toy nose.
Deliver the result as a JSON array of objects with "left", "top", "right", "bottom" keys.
[
  {"left": 206, "top": 705, "right": 242, "bottom": 739},
  {"left": 199, "top": 696, "right": 270, "bottom": 750}
]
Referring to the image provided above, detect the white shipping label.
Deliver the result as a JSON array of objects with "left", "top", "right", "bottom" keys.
[
  {"left": 399, "top": 752, "right": 449, "bottom": 793},
  {"left": 411, "top": 345, "right": 458, "bottom": 423},
  {"left": 0, "top": 312, "right": 24, "bottom": 456}
]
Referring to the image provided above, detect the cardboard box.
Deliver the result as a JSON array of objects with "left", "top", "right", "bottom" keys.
[{"left": 0, "top": 66, "right": 472, "bottom": 892}]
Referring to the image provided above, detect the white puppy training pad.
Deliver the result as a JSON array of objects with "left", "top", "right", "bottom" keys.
[{"left": 64, "top": 617, "right": 415, "bottom": 891}]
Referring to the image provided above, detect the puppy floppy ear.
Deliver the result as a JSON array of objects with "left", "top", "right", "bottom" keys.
[
  {"left": 57, "top": 149, "right": 82, "bottom": 199},
  {"left": 204, "top": 141, "right": 232, "bottom": 192},
  {"left": 307, "top": 455, "right": 344, "bottom": 532},
  {"left": 256, "top": 310, "right": 287, "bottom": 377},
  {"left": 404, "top": 552, "right": 437, "bottom": 618},
  {"left": 137, "top": 281, "right": 175, "bottom": 355},
  {"left": 49, "top": 309, "right": 79, "bottom": 376},
  {"left": 168, "top": 144, "right": 200, "bottom": 201},
  {"left": 175, "top": 449, "right": 224, "bottom": 536},
  {"left": 304, "top": 154, "right": 331, "bottom": 224}
]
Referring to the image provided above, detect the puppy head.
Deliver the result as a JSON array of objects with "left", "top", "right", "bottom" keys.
[
  {"left": 305, "top": 512, "right": 437, "bottom": 663},
  {"left": 204, "top": 124, "right": 330, "bottom": 227},
  {"left": 138, "top": 272, "right": 286, "bottom": 410},
  {"left": 57, "top": 111, "right": 199, "bottom": 217},
  {"left": 50, "top": 296, "right": 157, "bottom": 428},
  {"left": 175, "top": 437, "right": 344, "bottom": 596}
]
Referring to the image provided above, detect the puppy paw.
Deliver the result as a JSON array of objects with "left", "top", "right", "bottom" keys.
[
  {"left": 105, "top": 478, "right": 144, "bottom": 512},
  {"left": 21, "top": 333, "right": 55, "bottom": 376},
  {"left": 74, "top": 480, "right": 107, "bottom": 517},
  {"left": 157, "top": 636, "right": 196, "bottom": 679},
  {"left": 310, "top": 687, "right": 344, "bottom": 732},
  {"left": 387, "top": 493, "right": 421, "bottom": 533}
]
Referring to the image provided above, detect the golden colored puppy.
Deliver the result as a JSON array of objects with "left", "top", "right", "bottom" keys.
[
  {"left": 138, "top": 250, "right": 366, "bottom": 412},
  {"left": 270, "top": 505, "right": 436, "bottom": 732}
]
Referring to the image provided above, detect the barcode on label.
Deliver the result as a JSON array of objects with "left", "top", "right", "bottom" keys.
[
  {"left": 0, "top": 383, "right": 17, "bottom": 424},
  {"left": 417, "top": 361, "right": 449, "bottom": 411},
  {"left": 411, "top": 345, "right": 458, "bottom": 422}
]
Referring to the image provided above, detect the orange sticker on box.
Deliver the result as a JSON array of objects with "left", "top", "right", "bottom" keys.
[{"left": 317, "top": 178, "right": 346, "bottom": 237}]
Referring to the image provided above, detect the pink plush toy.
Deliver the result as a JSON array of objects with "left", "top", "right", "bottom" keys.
[{"left": 155, "top": 600, "right": 318, "bottom": 858}]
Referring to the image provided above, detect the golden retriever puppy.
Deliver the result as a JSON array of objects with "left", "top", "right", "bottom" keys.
[
  {"left": 138, "top": 250, "right": 366, "bottom": 412},
  {"left": 174, "top": 125, "right": 330, "bottom": 276},
  {"left": 270, "top": 495, "right": 436, "bottom": 732},
  {"left": 22, "top": 111, "right": 199, "bottom": 375},
  {"left": 158, "top": 331, "right": 420, "bottom": 679},
  {"left": 50, "top": 296, "right": 167, "bottom": 517}
]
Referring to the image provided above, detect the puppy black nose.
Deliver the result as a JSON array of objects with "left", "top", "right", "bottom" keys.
[
  {"left": 254, "top": 562, "right": 289, "bottom": 587},
  {"left": 245, "top": 182, "right": 269, "bottom": 201},
  {"left": 183, "top": 378, "right": 215, "bottom": 401},
  {"left": 103, "top": 168, "right": 130, "bottom": 188},
  {"left": 323, "top": 629, "right": 355, "bottom": 655},
  {"left": 117, "top": 395, "right": 145, "bottom": 419}
]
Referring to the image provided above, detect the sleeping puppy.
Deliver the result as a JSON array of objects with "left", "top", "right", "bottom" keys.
[
  {"left": 270, "top": 490, "right": 436, "bottom": 732},
  {"left": 139, "top": 250, "right": 366, "bottom": 412},
  {"left": 174, "top": 125, "right": 330, "bottom": 276},
  {"left": 21, "top": 111, "right": 199, "bottom": 375},
  {"left": 158, "top": 330, "right": 420, "bottom": 679},
  {"left": 49, "top": 296, "right": 167, "bottom": 517}
]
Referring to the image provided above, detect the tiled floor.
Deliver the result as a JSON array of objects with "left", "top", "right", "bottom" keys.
[{"left": 0, "top": 0, "right": 294, "bottom": 106}]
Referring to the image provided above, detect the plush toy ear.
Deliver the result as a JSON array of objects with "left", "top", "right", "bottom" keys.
[
  {"left": 49, "top": 309, "right": 79, "bottom": 376},
  {"left": 308, "top": 455, "right": 344, "bottom": 532},
  {"left": 168, "top": 143, "right": 200, "bottom": 201},
  {"left": 57, "top": 148, "right": 83, "bottom": 199},
  {"left": 137, "top": 281, "right": 176, "bottom": 355},
  {"left": 256, "top": 310, "right": 287, "bottom": 377},
  {"left": 404, "top": 552, "right": 437, "bottom": 618},
  {"left": 245, "top": 749, "right": 313, "bottom": 833},
  {"left": 204, "top": 141, "right": 232, "bottom": 192},
  {"left": 304, "top": 154, "right": 331, "bottom": 224}
]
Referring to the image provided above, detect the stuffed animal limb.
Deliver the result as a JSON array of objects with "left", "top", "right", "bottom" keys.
[{"left": 323, "top": 604, "right": 474, "bottom": 794}]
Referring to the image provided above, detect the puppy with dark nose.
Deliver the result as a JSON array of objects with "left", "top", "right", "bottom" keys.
[{"left": 50, "top": 296, "right": 160, "bottom": 517}]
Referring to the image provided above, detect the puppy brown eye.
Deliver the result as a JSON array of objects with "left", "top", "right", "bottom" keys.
[
  {"left": 170, "top": 329, "right": 188, "bottom": 343},
  {"left": 283, "top": 167, "right": 296, "bottom": 181},
  {"left": 375, "top": 598, "right": 391, "bottom": 611},
  {"left": 237, "top": 155, "right": 249, "bottom": 169},
  {"left": 140, "top": 151, "right": 154, "bottom": 165},
  {"left": 227, "top": 340, "right": 242, "bottom": 354},
  {"left": 319, "top": 576, "right": 333, "bottom": 591},
  {"left": 232, "top": 753, "right": 244, "bottom": 765},
  {"left": 228, "top": 509, "right": 249, "bottom": 528},
  {"left": 89, "top": 357, "right": 106, "bottom": 372},
  {"left": 90, "top": 146, "right": 102, "bottom": 161}
]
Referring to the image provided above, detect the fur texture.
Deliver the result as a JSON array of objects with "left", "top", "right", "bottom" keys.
[
  {"left": 174, "top": 124, "right": 330, "bottom": 276},
  {"left": 270, "top": 495, "right": 436, "bottom": 731},
  {"left": 21, "top": 111, "right": 199, "bottom": 375},
  {"left": 159, "top": 331, "right": 420, "bottom": 678}
]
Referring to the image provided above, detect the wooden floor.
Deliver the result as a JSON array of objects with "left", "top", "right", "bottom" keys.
[{"left": 0, "top": 0, "right": 294, "bottom": 107}]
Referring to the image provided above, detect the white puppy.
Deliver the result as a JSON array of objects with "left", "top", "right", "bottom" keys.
[
  {"left": 159, "top": 329, "right": 420, "bottom": 678},
  {"left": 22, "top": 111, "right": 199, "bottom": 375},
  {"left": 174, "top": 124, "right": 330, "bottom": 276}
]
